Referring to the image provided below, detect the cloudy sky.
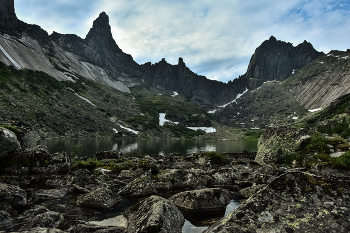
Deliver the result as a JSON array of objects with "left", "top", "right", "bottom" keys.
[{"left": 15, "top": 0, "right": 350, "bottom": 83}]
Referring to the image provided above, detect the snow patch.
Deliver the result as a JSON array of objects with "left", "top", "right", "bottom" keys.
[
  {"left": 218, "top": 87, "right": 248, "bottom": 108},
  {"left": 2, "top": 129, "right": 14, "bottom": 138},
  {"left": 75, "top": 93, "right": 96, "bottom": 107},
  {"left": 208, "top": 109, "right": 217, "bottom": 114},
  {"left": 327, "top": 54, "right": 333, "bottom": 57},
  {"left": 293, "top": 117, "right": 299, "bottom": 120},
  {"left": 187, "top": 127, "right": 216, "bottom": 133},
  {"left": 292, "top": 69, "right": 295, "bottom": 74},
  {"left": 120, "top": 125, "right": 138, "bottom": 134},
  {"left": 251, "top": 128, "right": 260, "bottom": 130},
  {"left": 113, "top": 128, "right": 119, "bottom": 133},
  {"left": 308, "top": 108, "right": 322, "bottom": 112},
  {"left": 159, "top": 113, "right": 179, "bottom": 126},
  {"left": 171, "top": 91, "right": 179, "bottom": 97}
]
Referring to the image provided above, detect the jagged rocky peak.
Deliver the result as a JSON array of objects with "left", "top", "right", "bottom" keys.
[
  {"left": 85, "top": 11, "right": 122, "bottom": 54},
  {"left": 244, "top": 36, "right": 322, "bottom": 89},
  {"left": 0, "top": 0, "right": 19, "bottom": 27}
]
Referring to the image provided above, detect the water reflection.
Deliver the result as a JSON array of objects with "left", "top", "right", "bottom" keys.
[{"left": 38, "top": 138, "right": 258, "bottom": 158}]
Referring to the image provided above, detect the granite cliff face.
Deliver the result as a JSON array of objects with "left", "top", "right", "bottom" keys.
[
  {"left": 0, "top": 0, "right": 19, "bottom": 27},
  {"left": 244, "top": 36, "right": 323, "bottom": 89}
]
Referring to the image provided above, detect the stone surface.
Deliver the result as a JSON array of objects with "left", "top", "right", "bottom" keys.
[
  {"left": 28, "top": 211, "right": 64, "bottom": 229},
  {"left": 0, "top": 127, "right": 21, "bottom": 158},
  {"left": 239, "top": 184, "right": 266, "bottom": 199},
  {"left": 119, "top": 175, "right": 157, "bottom": 198},
  {"left": 169, "top": 188, "right": 231, "bottom": 212},
  {"left": 76, "top": 188, "right": 121, "bottom": 208},
  {"left": 124, "top": 195, "right": 184, "bottom": 233},
  {"left": 0, "top": 182, "right": 27, "bottom": 207},
  {"left": 36, "top": 189, "right": 67, "bottom": 199},
  {"left": 0, "top": 211, "right": 12, "bottom": 231},
  {"left": 255, "top": 125, "right": 311, "bottom": 164},
  {"left": 0, "top": 0, "right": 19, "bottom": 27},
  {"left": 204, "top": 171, "right": 350, "bottom": 233},
  {"left": 2, "top": 145, "right": 71, "bottom": 174}
]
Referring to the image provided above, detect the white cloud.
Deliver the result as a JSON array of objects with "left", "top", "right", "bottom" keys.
[{"left": 14, "top": 0, "right": 350, "bottom": 83}]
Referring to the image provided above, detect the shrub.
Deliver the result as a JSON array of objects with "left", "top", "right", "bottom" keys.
[
  {"left": 331, "top": 151, "right": 350, "bottom": 170},
  {"left": 204, "top": 151, "right": 227, "bottom": 165}
]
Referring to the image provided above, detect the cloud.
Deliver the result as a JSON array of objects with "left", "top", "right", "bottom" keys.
[{"left": 14, "top": 0, "right": 350, "bottom": 83}]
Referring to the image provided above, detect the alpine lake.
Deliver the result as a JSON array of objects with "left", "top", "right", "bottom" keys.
[{"left": 38, "top": 138, "right": 258, "bottom": 233}]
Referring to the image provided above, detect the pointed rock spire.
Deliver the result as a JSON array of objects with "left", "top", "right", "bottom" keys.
[
  {"left": 0, "top": 0, "right": 20, "bottom": 27},
  {"left": 85, "top": 12, "right": 122, "bottom": 54}
]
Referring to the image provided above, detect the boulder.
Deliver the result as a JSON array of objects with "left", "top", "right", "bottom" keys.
[
  {"left": 119, "top": 175, "right": 157, "bottom": 198},
  {"left": 68, "top": 224, "right": 125, "bottom": 233},
  {"left": 183, "top": 169, "right": 214, "bottom": 189},
  {"left": 204, "top": 171, "right": 350, "bottom": 233},
  {"left": 255, "top": 125, "right": 311, "bottom": 164},
  {"left": 169, "top": 188, "right": 231, "bottom": 213},
  {"left": 28, "top": 211, "right": 64, "bottom": 229},
  {"left": 17, "top": 227, "right": 65, "bottom": 233},
  {"left": 0, "top": 211, "right": 12, "bottom": 231},
  {"left": 76, "top": 188, "right": 121, "bottom": 208},
  {"left": 124, "top": 195, "right": 184, "bottom": 233},
  {"left": 2, "top": 146, "right": 71, "bottom": 174},
  {"left": 0, "top": 127, "right": 20, "bottom": 158},
  {"left": 0, "top": 182, "right": 27, "bottom": 208},
  {"left": 239, "top": 184, "right": 266, "bottom": 199}
]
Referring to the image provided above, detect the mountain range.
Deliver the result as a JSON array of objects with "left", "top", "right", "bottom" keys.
[{"left": 1, "top": 0, "right": 350, "bottom": 139}]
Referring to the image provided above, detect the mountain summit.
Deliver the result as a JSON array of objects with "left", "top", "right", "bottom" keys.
[
  {"left": 0, "top": 0, "right": 20, "bottom": 27},
  {"left": 85, "top": 12, "right": 123, "bottom": 55}
]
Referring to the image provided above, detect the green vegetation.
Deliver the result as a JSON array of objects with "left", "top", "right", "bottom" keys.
[
  {"left": 126, "top": 115, "right": 159, "bottom": 131},
  {"left": 318, "top": 117, "right": 350, "bottom": 139},
  {"left": 203, "top": 151, "right": 227, "bottom": 165},
  {"left": 244, "top": 129, "right": 265, "bottom": 140},
  {"left": 0, "top": 124, "right": 18, "bottom": 133}
]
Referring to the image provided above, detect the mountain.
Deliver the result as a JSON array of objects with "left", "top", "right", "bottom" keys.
[{"left": 2, "top": 0, "right": 349, "bottom": 139}]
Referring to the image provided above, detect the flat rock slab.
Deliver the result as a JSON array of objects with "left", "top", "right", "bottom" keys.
[
  {"left": 89, "top": 215, "right": 128, "bottom": 228},
  {"left": 36, "top": 189, "right": 67, "bottom": 199},
  {"left": 169, "top": 188, "right": 231, "bottom": 212}
]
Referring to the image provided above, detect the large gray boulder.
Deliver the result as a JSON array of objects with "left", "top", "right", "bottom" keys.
[
  {"left": 255, "top": 125, "right": 311, "bottom": 164},
  {"left": 0, "top": 182, "right": 27, "bottom": 208},
  {"left": 76, "top": 188, "right": 121, "bottom": 208},
  {"left": 0, "top": 127, "right": 21, "bottom": 158},
  {"left": 119, "top": 175, "right": 157, "bottom": 198},
  {"left": 0, "top": 211, "right": 12, "bottom": 231},
  {"left": 2, "top": 145, "right": 71, "bottom": 174},
  {"left": 204, "top": 171, "right": 350, "bottom": 233},
  {"left": 125, "top": 195, "right": 184, "bottom": 233},
  {"left": 169, "top": 188, "right": 231, "bottom": 212}
]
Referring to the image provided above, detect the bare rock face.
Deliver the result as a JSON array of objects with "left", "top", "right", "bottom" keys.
[
  {"left": 76, "top": 188, "right": 121, "bottom": 208},
  {"left": 169, "top": 188, "right": 231, "bottom": 213},
  {"left": 0, "top": 0, "right": 19, "bottom": 27},
  {"left": 0, "top": 127, "right": 21, "bottom": 158},
  {"left": 204, "top": 171, "right": 350, "bottom": 233},
  {"left": 124, "top": 195, "right": 184, "bottom": 233}
]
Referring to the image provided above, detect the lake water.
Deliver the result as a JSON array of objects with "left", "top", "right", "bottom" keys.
[{"left": 38, "top": 138, "right": 258, "bottom": 157}]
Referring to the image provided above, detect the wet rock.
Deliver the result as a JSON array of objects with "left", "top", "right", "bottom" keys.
[
  {"left": 119, "top": 175, "right": 157, "bottom": 198},
  {"left": 124, "top": 195, "right": 184, "bottom": 233},
  {"left": 46, "top": 175, "right": 72, "bottom": 188},
  {"left": 204, "top": 171, "right": 350, "bottom": 233},
  {"left": 157, "top": 169, "right": 187, "bottom": 189},
  {"left": 0, "top": 126, "right": 21, "bottom": 158},
  {"left": 2, "top": 146, "right": 71, "bottom": 174},
  {"left": 239, "top": 184, "right": 266, "bottom": 199},
  {"left": 36, "top": 189, "right": 68, "bottom": 199},
  {"left": 0, "top": 182, "right": 27, "bottom": 208},
  {"left": 0, "top": 211, "right": 12, "bottom": 231},
  {"left": 72, "top": 169, "right": 98, "bottom": 187},
  {"left": 76, "top": 188, "right": 121, "bottom": 208},
  {"left": 255, "top": 125, "right": 311, "bottom": 164},
  {"left": 169, "top": 188, "right": 231, "bottom": 213},
  {"left": 117, "top": 169, "right": 145, "bottom": 182}
]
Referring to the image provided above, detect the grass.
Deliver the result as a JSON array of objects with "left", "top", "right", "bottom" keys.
[
  {"left": 164, "top": 124, "right": 205, "bottom": 139},
  {"left": 0, "top": 124, "right": 19, "bottom": 133},
  {"left": 244, "top": 129, "right": 265, "bottom": 140}
]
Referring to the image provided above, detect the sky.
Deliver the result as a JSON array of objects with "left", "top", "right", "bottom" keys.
[{"left": 15, "top": 0, "right": 350, "bottom": 83}]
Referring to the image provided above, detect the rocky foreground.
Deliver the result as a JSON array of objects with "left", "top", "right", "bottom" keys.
[{"left": 1, "top": 126, "right": 350, "bottom": 233}]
